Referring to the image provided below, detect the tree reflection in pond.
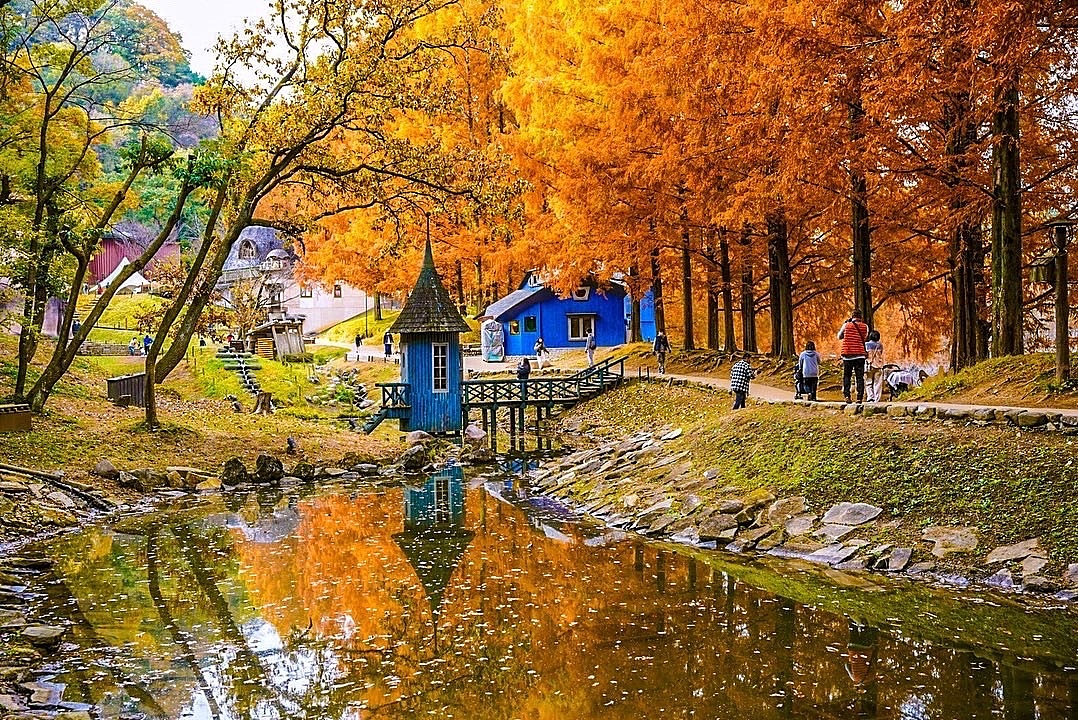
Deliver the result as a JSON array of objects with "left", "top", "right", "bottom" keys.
[{"left": 30, "top": 472, "right": 1078, "bottom": 719}]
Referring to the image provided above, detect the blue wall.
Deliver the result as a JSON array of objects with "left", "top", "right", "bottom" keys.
[
  {"left": 402, "top": 465, "right": 465, "bottom": 528},
  {"left": 500, "top": 287, "right": 626, "bottom": 355},
  {"left": 624, "top": 289, "right": 656, "bottom": 343},
  {"left": 400, "top": 331, "right": 463, "bottom": 433}
]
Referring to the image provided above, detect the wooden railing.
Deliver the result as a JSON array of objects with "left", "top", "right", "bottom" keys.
[
  {"left": 376, "top": 382, "right": 411, "bottom": 408},
  {"left": 462, "top": 355, "right": 626, "bottom": 406}
]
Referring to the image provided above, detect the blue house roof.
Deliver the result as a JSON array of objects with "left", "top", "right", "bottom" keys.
[{"left": 481, "top": 285, "right": 551, "bottom": 321}]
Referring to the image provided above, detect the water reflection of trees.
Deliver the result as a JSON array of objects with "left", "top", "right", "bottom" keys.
[{"left": 34, "top": 484, "right": 1078, "bottom": 719}]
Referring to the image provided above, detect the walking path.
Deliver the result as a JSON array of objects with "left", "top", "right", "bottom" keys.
[{"left": 319, "top": 336, "right": 1078, "bottom": 420}]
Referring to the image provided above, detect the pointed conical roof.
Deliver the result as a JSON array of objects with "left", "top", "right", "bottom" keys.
[{"left": 389, "top": 239, "right": 470, "bottom": 335}]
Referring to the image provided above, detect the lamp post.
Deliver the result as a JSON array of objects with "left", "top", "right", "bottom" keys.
[{"left": 1048, "top": 219, "right": 1073, "bottom": 385}]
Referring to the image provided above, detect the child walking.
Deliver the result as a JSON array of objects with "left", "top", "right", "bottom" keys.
[{"left": 797, "top": 341, "right": 821, "bottom": 401}]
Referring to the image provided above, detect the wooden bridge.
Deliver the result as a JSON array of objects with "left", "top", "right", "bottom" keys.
[{"left": 364, "top": 356, "right": 628, "bottom": 449}]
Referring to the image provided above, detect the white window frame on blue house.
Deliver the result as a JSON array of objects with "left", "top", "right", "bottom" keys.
[
  {"left": 571, "top": 287, "right": 590, "bottom": 301},
  {"left": 567, "top": 314, "right": 595, "bottom": 341},
  {"left": 432, "top": 342, "right": 449, "bottom": 392}
]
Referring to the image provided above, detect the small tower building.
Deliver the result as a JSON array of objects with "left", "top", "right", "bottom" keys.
[{"left": 387, "top": 239, "right": 470, "bottom": 433}]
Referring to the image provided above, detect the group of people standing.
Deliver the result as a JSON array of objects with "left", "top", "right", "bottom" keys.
[{"left": 795, "top": 309, "right": 885, "bottom": 403}]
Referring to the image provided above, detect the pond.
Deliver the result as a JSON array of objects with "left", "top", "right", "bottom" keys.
[{"left": 19, "top": 466, "right": 1078, "bottom": 719}]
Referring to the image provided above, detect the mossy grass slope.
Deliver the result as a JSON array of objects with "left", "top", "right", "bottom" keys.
[{"left": 564, "top": 381, "right": 1078, "bottom": 562}]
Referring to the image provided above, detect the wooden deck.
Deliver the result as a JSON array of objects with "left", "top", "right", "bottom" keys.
[{"left": 363, "top": 356, "right": 627, "bottom": 440}]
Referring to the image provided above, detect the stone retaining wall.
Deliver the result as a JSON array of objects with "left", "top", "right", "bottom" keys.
[
  {"left": 76, "top": 342, "right": 132, "bottom": 356},
  {"left": 647, "top": 377, "right": 1078, "bottom": 433}
]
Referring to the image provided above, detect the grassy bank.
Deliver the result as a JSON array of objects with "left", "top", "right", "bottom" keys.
[
  {"left": 0, "top": 336, "right": 400, "bottom": 480},
  {"left": 905, "top": 352, "right": 1078, "bottom": 408},
  {"left": 563, "top": 381, "right": 1078, "bottom": 563}
]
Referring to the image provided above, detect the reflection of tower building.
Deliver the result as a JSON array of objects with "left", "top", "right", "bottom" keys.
[
  {"left": 846, "top": 620, "right": 880, "bottom": 718},
  {"left": 393, "top": 466, "right": 474, "bottom": 639}
]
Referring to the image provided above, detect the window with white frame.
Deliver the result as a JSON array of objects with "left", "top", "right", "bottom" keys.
[
  {"left": 567, "top": 315, "right": 595, "bottom": 341},
  {"left": 333, "top": 282, "right": 343, "bottom": 298},
  {"left": 432, "top": 342, "right": 449, "bottom": 392},
  {"left": 571, "top": 287, "right": 590, "bottom": 301},
  {"left": 299, "top": 285, "right": 313, "bottom": 298},
  {"left": 238, "top": 241, "right": 257, "bottom": 260}
]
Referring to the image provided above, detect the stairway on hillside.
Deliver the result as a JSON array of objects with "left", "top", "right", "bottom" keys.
[{"left": 216, "top": 347, "right": 263, "bottom": 395}]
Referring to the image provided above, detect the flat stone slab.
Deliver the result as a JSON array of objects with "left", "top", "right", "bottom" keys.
[
  {"left": 717, "top": 498, "right": 744, "bottom": 514},
  {"left": 1064, "top": 563, "right": 1078, "bottom": 588},
  {"left": 804, "top": 543, "right": 859, "bottom": 566},
  {"left": 21, "top": 624, "right": 66, "bottom": 646},
  {"left": 725, "top": 525, "right": 774, "bottom": 553},
  {"left": 1021, "top": 556, "right": 1048, "bottom": 576},
  {"left": 821, "top": 502, "right": 882, "bottom": 526},
  {"left": 985, "top": 569, "right": 1015, "bottom": 590},
  {"left": 785, "top": 514, "right": 817, "bottom": 536},
  {"left": 698, "top": 514, "right": 740, "bottom": 540},
  {"left": 814, "top": 524, "right": 857, "bottom": 542},
  {"left": 660, "top": 428, "right": 683, "bottom": 440},
  {"left": 922, "top": 525, "right": 979, "bottom": 558},
  {"left": 742, "top": 488, "right": 776, "bottom": 510},
  {"left": 766, "top": 496, "right": 807, "bottom": 526},
  {"left": 986, "top": 538, "right": 1043, "bottom": 564},
  {"left": 886, "top": 547, "right": 913, "bottom": 572}
]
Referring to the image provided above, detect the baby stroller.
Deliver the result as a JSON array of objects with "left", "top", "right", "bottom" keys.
[{"left": 793, "top": 368, "right": 804, "bottom": 400}]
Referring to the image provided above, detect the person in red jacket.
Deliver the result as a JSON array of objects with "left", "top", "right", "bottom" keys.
[{"left": 837, "top": 309, "right": 870, "bottom": 403}]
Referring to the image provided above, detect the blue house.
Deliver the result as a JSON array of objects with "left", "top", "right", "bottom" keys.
[
  {"left": 481, "top": 272, "right": 655, "bottom": 357},
  {"left": 384, "top": 239, "right": 471, "bottom": 434}
]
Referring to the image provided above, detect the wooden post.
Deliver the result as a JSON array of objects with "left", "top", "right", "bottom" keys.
[
  {"left": 490, "top": 407, "right": 498, "bottom": 453},
  {"left": 1054, "top": 223, "right": 1071, "bottom": 384}
]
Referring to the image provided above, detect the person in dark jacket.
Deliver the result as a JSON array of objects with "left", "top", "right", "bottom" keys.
[
  {"left": 837, "top": 310, "right": 870, "bottom": 403},
  {"left": 797, "top": 341, "right": 821, "bottom": 401},
  {"left": 653, "top": 332, "right": 671, "bottom": 374},
  {"left": 516, "top": 356, "right": 531, "bottom": 380},
  {"left": 383, "top": 331, "right": 393, "bottom": 359}
]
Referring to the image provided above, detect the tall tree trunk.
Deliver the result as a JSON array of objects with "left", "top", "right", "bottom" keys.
[
  {"left": 991, "top": 73, "right": 1023, "bottom": 357},
  {"left": 650, "top": 246, "right": 666, "bottom": 335},
  {"left": 628, "top": 265, "right": 642, "bottom": 342},
  {"left": 849, "top": 87, "right": 873, "bottom": 325},
  {"left": 719, "top": 229, "right": 738, "bottom": 353},
  {"left": 680, "top": 211, "right": 695, "bottom": 350},
  {"left": 705, "top": 230, "right": 720, "bottom": 350},
  {"left": 455, "top": 259, "right": 464, "bottom": 312},
  {"left": 943, "top": 87, "right": 986, "bottom": 369},
  {"left": 739, "top": 226, "right": 757, "bottom": 353},
  {"left": 28, "top": 182, "right": 197, "bottom": 411},
  {"left": 374, "top": 291, "right": 383, "bottom": 321},
  {"left": 475, "top": 255, "right": 483, "bottom": 311},
  {"left": 766, "top": 211, "right": 795, "bottom": 357}
]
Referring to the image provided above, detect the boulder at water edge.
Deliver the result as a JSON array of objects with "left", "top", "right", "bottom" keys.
[
  {"left": 254, "top": 453, "right": 285, "bottom": 483},
  {"left": 219, "top": 458, "right": 249, "bottom": 486}
]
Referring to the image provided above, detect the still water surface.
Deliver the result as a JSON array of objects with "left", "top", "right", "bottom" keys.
[{"left": 25, "top": 469, "right": 1078, "bottom": 719}]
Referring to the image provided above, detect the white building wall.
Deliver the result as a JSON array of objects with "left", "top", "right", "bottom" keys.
[{"left": 287, "top": 280, "right": 369, "bottom": 334}]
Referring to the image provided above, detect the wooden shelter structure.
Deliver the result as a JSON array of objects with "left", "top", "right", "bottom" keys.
[{"left": 247, "top": 316, "right": 305, "bottom": 360}]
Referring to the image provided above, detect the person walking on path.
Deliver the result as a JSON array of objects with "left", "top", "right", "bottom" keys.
[
  {"left": 865, "top": 330, "right": 885, "bottom": 402},
  {"left": 355, "top": 333, "right": 362, "bottom": 350},
  {"left": 797, "top": 341, "right": 821, "bottom": 401},
  {"left": 585, "top": 330, "right": 597, "bottom": 367},
  {"left": 534, "top": 337, "right": 549, "bottom": 370},
  {"left": 837, "top": 310, "right": 870, "bottom": 403},
  {"left": 142, "top": 333, "right": 153, "bottom": 356},
  {"left": 729, "top": 357, "right": 756, "bottom": 410},
  {"left": 653, "top": 331, "right": 671, "bottom": 374},
  {"left": 383, "top": 331, "right": 393, "bottom": 359}
]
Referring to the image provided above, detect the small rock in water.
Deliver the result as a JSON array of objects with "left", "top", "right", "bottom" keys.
[
  {"left": 21, "top": 624, "right": 65, "bottom": 647},
  {"left": 804, "top": 543, "right": 859, "bottom": 566},
  {"left": 1062, "top": 563, "right": 1078, "bottom": 588},
  {"left": 985, "top": 569, "right": 1015, "bottom": 590},
  {"left": 1023, "top": 574, "right": 1059, "bottom": 593}
]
